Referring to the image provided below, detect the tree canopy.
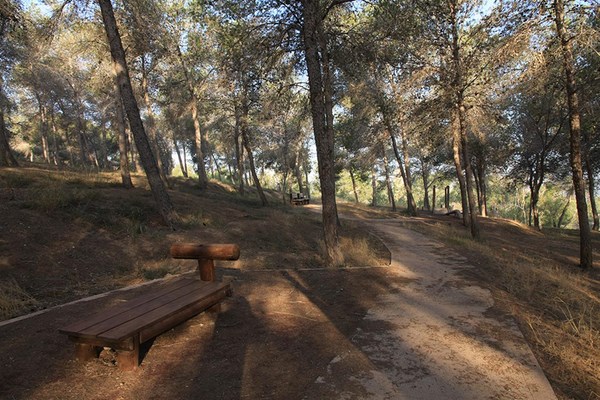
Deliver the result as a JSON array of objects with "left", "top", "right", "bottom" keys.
[{"left": 1, "top": 0, "right": 598, "bottom": 267}]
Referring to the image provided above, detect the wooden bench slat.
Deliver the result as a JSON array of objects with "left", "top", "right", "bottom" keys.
[
  {"left": 99, "top": 281, "right": 229, "bottom": 341},
  {"left": 70, "top": 279, "right": 207, "bottom": 339},
  {"left": 138, "top": 286, "right": 229, "bottom": 343},
  {"left": 59, "top": 277, "right": 198, "bottom": 337},
  {"left": 59, "top": 276, "right": 197, "bottom": 335}
]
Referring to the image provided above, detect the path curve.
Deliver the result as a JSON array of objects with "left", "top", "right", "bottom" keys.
[{"left": 310, "top": 219, "right": 556, "bottom": 399}]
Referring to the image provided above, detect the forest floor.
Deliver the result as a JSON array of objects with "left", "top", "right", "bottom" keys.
[{"left": 0, "top": 165, "right": 599, "bottom": 399}]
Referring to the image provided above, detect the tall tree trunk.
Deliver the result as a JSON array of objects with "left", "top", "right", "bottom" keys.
[
  {"left": 49, "top": 109, "right": 59, "bottom": 165},
  {"left": 349, "top": 167, "right": 359, "bottom": 204},
  {"left": 382, "top": 146, "right": 396, "bottom": 211},
  {"left": 127, "top": 126, "right": 140, "bottom": 173},
  {"left": 212, "top": 153, "right": 222, "bottom": 182},
  {"left": 449, "top": 2, "right": 473, "bottom": 232},
  {"left": 0, "top": 79, "right": 18, "bottom": 166},
  {"left": 234, "top": 103, "right": 245, "bottom": 195},
  {"left": 98, "top": 0, "right": 176, "bottom": 227},
  {"left": 67, "top": 82, "right": 90, "bottom": 168},
  {"left": 57, "top": 102, "right": 75, "bottom": 166},
  {"left": 34, "top": 93, "right": 50, "bottom": 164},
  {"left": 113, "top": 75, "right": 133, "bottom": 188},
  {"left": 450, "top": 0, "right": 479, "bottom": 238},
  {"left": 585, "top": 157, "right": 599, "bottom": 231},
  {"left": 40, "top": 104, "right": 50, "bottom": 163},
  {"left": 241, "top": 128, "right": 268, "bottom": 206},
  {"left": 583, "top": 133, "right": 599, "bottom": 230},
  {"left": 475, "top": 160, "right": 488, "bottom": 217},
  {"left": 554, "top": 0, "right": 593, "bottom": 268},
  {"left": 530, "top": 183, "right": 541, "bottom": 230},
  {"left": 390, "top": 130, "right": 417, "bottom": 215},
  {"left": 182, "top": 142, "right": 188, "bottom": 177},
  {"left": 460, "top": 125, "right": 480, "bottom": 238},
  {"left": 557, "top": 190, "right": 572, "bottom": 229},
  {"left": 76, "top": 110, "right": 89, "bottom": 167},
  {"left": 174, "top": 139, "right": 188, "bottom": 178},
  {"left": 301, "top": 0, "right": 343, "bottom": 266},
  {"left": 0, "top": 107, "right": 18, "bottom": 167},
  {"left": 371, "top": 166, "right": 378, "bottom": 206},
  {"left": 421, "top": 160, "right": 430, "bottom": 211},
  {"left": 451, "top": 113, "right": 469, "bottom": 225},
  {"left": 295, "top": 149, "right": 304, "bottom": 194},
  {"left": 140, "top": 57, "right": 170, "bottom": 188},
  {"left": 192, "top": 100, "right": 208, "bottom": 189},
  {"left": 176, "top": 45, "right": 208, "bottom": 189}
]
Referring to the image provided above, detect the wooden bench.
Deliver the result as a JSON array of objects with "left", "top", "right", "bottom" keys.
[
  {"left": 59, "top": 243, "right": 239, "bottom": 370},
  {"left": 290, "top": 192, "right": 310, "bottom": 205}
]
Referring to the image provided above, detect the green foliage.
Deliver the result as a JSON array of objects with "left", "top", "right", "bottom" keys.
[{"left": 539, "top": 185, "right": 574, "bottom": 229}]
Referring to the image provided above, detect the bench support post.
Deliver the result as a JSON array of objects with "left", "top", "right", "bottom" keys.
[
  {"left": 116, "top": 334, "right": 140, "bottom": 371},
  {"left": 198, "top": 258, "right": 215, "bottom": 281},
  {"left": 75, "top": 343, "right": 101, "bottom": 362}
]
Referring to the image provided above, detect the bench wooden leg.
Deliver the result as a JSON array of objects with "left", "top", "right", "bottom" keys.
[
  {"left": 116, "top": 335, "right": 140, "bottom": 371},
  {"left": 74, "top": 343, "right": 101, "bottom": 362}
]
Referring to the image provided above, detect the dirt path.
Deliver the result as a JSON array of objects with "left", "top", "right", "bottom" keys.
[
  {"left": 307, "top": 219, "right": 557, "bottom": 399},
  {"left": 0, "top": 218, "right": 558, "bottom": 399}
]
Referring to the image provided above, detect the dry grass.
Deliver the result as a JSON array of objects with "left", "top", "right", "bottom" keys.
[{"left": 0, "top": 278, "right": 39, "bottom": 321}]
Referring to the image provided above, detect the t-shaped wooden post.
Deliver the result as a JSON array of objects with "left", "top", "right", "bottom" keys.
[{"left": 170, "top": 243, "right": 240, "bottom": 281}]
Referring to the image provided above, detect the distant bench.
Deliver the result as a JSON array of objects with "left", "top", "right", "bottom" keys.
[
  {"left": 290, "top": 192, "right": 310, "bottom": 206},
  {"left": 59, "top": 243, "right": 239, "bottom": 370}
]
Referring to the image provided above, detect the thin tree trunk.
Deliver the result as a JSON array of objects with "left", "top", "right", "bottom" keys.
[
  {"left": 449, "top": 1, "right": 472, "bottom": 231},
  {"left": 40, "top": 104, "right": 50, "bottom": 163},
  {"left": 234, "top": 104, "right": 245, "bottom": 195},
  {"left": 98, "top": 0, "right": 176, "bottom": 227},
  {"left": 140, "top": 58, "right": 170, "bottom": 187},
  {"left": 583, "top": 133, "right": 599, "bottom": 230},
  {"left": 176, "top": 45, "right": 208, "bottom": 189},
  {"left": 422, "top": 161, "right": 430, "bottom": 211},
  {"left": 349, "top": 167, "right": 359, "bottom": 204},
  {"left": 49, "top": 109, "right": 59, "bottom": 165},
  {"left": 67, "top": 83, "right": 90, "bottom": 168},
  {"left": 113, "top": 75, "right": 133, "bottom": 188},
  {"left": 554, "top": 0, "right": 593, "bottom": 268},
  {"left": 57, "top": 102, "right": 75, "bottom": 166},
  {"left": 585, "top": 157, "right": 599, "bottom": 231},
  {"left": 126, "top": 126, "right": 140, "bottom": 173},
  {"left": 390, "top": 131, "right": 417, "bottom": 215},
  {"left": 241, "top": 123, "right": 268, "bottom": 206},
  {"left": 460, "top": 127, "right": 480, "bottom": 238},
  {"left": 174, "top": 139, "right": 188, "bottom": 178},
  {"left": 530, "top": 184, "right": 541, "bottom": 229},
  {"left": 382, "top": 146, "right": 396, "bottom": 211},
  {"left": 451, "top": 114, "right": 469, "bottom": 226},
  {"left": 371, "top": 166, "right": 378, "bottom": 206},
  {"left": 295, "top": 149, "right": 304, "bottom": 194},
  {"left": 34, "top": 93, "right": 50, "bottom": 164},
  {"left": 476, "top": 160, "right": 488, "bottom": 217},
  {"left": 557, "top": 190, "right": 572, "bottom": 229},
  {"left": 212, "top": 153, "right": 222, "bottom": 181}
]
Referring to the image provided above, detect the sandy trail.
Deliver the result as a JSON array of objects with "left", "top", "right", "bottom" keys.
[{"left": 308, "top": 219, "right": 557, "bottom": 399}]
